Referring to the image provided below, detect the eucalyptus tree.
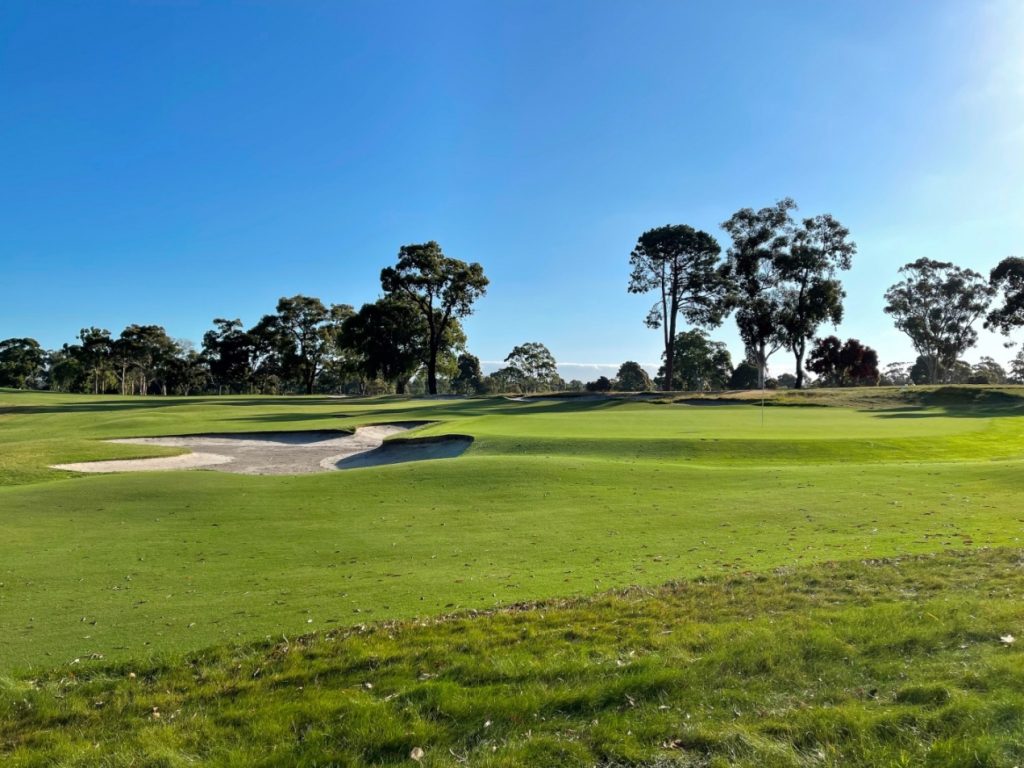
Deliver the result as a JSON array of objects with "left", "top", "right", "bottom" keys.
[
  {"left": 503, "top": 342, "right": 561, "bottom": 392},
  {"left": 628, "top": 224, "right": 729, "bottom": 392},
  {"left": 202, "top": 318, "right": 254, "bottom": 394},
  {"left": 720, "top": 199, "right": 795, "bottom": 388},
  {"left": 112, "top": 325, "right": 176, "bottom": 395},
  {"left": 0, "top": 338, "right": 45, "bottom": 389},
  {"left": 615, "top": 361, "right": 652, "bottom": 392},
  {"left": 258, "top": 296, "right": 353, "bottom": 394},
  {"left": 340, "top": 298, "right": 427, "bottom": 395},
  {"left": 656, "top": 329, "right": 733, "bottom": 391},
  {"left": 77, "top": 327, "right": 114, "bottom": 394},
  {"left": 451, "top": 353, "right": 485, "bottom": 395},
  {"left": 777, "top": 214, "right": 856, "bottom": 388},
  {"left": 47, "top": 345, "right": 85, "bottom": 392},
  {"left": 883, "top": 259, "right": 994, "bottom": 384},
  {"left": 986, "top": 256, "right": 1024, "bottom": 337},
  {"left": 381, "top": 242, "right": 488, "bottom": 395}
]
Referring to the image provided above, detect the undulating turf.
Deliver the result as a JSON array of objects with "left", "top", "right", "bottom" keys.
[
  {"left": 2, "top": 548, "right": 1023, "bottom": 767},
  {"left": 2, "top": 388, "right": 1024, "bottom": 673},
  {"left": 3, "top": 386, "right": 1024, "bottom": 765}
]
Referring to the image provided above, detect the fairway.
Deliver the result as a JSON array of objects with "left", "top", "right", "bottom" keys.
[{"left": 3, "top": 388, "right": 1024, "bottom": 675}]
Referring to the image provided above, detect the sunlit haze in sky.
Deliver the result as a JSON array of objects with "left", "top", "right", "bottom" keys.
[{"left": 1, "top": 1, "right": 1022, "bottom": 379}]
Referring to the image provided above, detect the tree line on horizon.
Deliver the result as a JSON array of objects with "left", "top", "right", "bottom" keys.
[
  {"left": 627, "top": 198, "right": 1024, "bottom": 392},
  {"left": 2, "top": 200, "right": 1023, "bottom": 396}
]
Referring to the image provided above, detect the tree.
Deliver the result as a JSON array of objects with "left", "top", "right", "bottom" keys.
[
  {"left": 503, "top": 343, "right": 560, "bottom": 393},
  {"left": 164, "top": 345, "right": 210, "bottom": 395},
  {"left": 884, "top": 259, "right": 994, "bottom": 384},
  {"left": 47, "top": 345, "right": 85, "bottom": 392},
  {"left": 987, "top": 256, "right": 1024, "bottom": 336},
  {"left": 656, "top": 329, "right": 733, "bottom": 391},
  {"left": 451, "top": 353, "right": 485, "bottom": 395},
  {"left": 628, "top": 225, "right": 729, "bottom": 392},
  {"left": 1009, "top": 349, "right": 1024, "bottom": 383},
  {"left": 77, "top": 327, "right": 114, "bottom": 394},
  {"left": 112, "top": 325, "right": 176, "bottom": 395},
  {"left": 486, "top": 366, "right": 521, "bottom": 394},
  {"left": 777, "top": 214, "right": 856, "bottom": 388},
  {"left": 838, "top": 340, "right": 879, "bottom": 386},
  {"left": 728, "top": 360, "right": 761, "bottom": 389},
  {"left": 881, "top": 362, "right": 912, "bottom": 386},
  {"left": 910, "top": 355, "right": 935, "bottom": 385},
  {"left": 969, "top": 356, "right": 1007, "bottom": 384},
  {"left": 615, "top": 361, "right": 652, "bottom": 391},
  {"left": 202, "top": 319, "right": 255, "bottom": 394},
  {"left": 777, "top": 372, "right": 797, "bottom": 388},
  {"left": 721, "top": 199, "right": 796, "bottom": 388},
  {"left": 381, "top": 242, "right": 488, "bottom": 395},
  {"left": 585, "top": 376, "right": 613, "bottom": 392},
  {"left": 0, "top": 338, "right": 45, "bottom": 389},
  {"left": 807, "top": 336, "right": 879, "bottom": 386},
  {"left": 258, "top": 296, "right": 353, "bottom": 394},
  {"left": 340, "top": 298, "right": 426, "bottom": 395}
]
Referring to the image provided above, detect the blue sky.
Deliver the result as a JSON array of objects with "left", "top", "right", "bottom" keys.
[{"left": 2, "top": 1, "right": 1022, "bottom": 379}]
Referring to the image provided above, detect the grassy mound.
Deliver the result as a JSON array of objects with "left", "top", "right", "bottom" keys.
[
  {"left": 4, "top": 389, "right": 1024, "bottom": 670},
  {"left": 3, "top": 548, "right": 1022, "bottom": 767}
]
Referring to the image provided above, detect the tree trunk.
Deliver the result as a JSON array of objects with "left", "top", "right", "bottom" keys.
[
  {"left": 396, "top": 378, "right": 407, "bottom": 395},
  {"left": 758, "top": 344, "right": 767, "bottom": 390},
  {"left": 793, "top": 339, "right": 806, "bottom": 389},
  {"left": 426, "top": 354, "right": 438, "bottom": 395}
]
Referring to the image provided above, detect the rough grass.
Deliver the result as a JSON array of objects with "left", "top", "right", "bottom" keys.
[
  {"left": 3, "top": 388, "right": 1024, "bottom": 671},
  {"left": 2, "top": 548, "right": 1023, "bottom": 767}
]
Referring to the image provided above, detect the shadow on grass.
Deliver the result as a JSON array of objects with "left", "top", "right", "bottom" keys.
[
  {"left": 2, "top": 392, "right": 632, "bottom": 424},
  {"left": 0, "top": 396, "right": 356, "bottom": 416},
  {"left": 225, "top": 397, "right": 629, "bottom": 424},
  {"left": 865, "top": 388, "right": 1024, "bottom": 420}
]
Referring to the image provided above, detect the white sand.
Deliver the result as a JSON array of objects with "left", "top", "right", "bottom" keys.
[{"left": 51, "top": 424, "right": 469, "bottom": 475}]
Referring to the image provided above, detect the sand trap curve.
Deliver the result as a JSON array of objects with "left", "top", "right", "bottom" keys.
[{"left": 52, "top": 424, "right": 471, "bottom": 475}]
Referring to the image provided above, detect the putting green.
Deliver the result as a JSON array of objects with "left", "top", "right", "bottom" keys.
[{"left": 2, "top": 388, "right": 1024, "bottom": 672}]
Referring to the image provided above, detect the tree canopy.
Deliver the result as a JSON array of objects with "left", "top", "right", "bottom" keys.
[
  {"left": 257, "top": 296, "right": 353, "bottom": 395},
  {"left": 806, "top": 336, "right": 879, "bottom": 387},
  {"left": 777, "top": 214, "right": 856, "bottom": 388},
  {"left": 341, "top": 298, "right": 427, "bottom": 395},
  {"left": 720, "top": 199, "right": 795, "bottom": 388},
  {"left": 381, "top": 242, "right": 488, "bottom": 395},
  {"left": 615, "top": 361, "right": 653, "bottom": 392},
  {"left": 628, "top": 224, "right": 729, "bottom": 392},
  {"left": 986, "top": 256, "right": 1024, "bottom": 337},
  {"left": 503, "top": 342, "right": 561, "bottom": 393},
  {"left": 884, "top": 258, "right": 994, "bottom": 384},
  {"left": 0, "top": 338, "right": 45, "bottom": 389},
  {"left": 655, "top": 329, "right": 733, "bottom": 392}
]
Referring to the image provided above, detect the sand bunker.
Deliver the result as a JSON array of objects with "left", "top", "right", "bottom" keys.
[{"left": 52, "top": 424, "right": 472, "bottom": 475}]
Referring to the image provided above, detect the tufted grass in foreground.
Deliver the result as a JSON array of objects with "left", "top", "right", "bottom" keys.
[{"left": 3, "top": 547, "right": 1023, "bottom": 767}]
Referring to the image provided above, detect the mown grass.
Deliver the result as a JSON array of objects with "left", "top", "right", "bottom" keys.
[
  {"left": 3, "top": 547, "right": 1023, "bottom": 767},
  {"left": 3, "top": 388, "right": 1024, "bottom": 672}
]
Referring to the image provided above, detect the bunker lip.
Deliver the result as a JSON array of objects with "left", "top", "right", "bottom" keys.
[
  {"left": 49, "top": 423, "right": 468, "bottom": 475},
  {"left": 332, "top": 434, "right": 474, "bottom": 470}
]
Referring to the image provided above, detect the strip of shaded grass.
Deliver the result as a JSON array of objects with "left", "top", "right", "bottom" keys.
[{"left": 3, "top": 547, "right": 1023, "bottom": 767}]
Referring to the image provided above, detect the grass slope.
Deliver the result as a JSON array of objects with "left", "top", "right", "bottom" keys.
[
  {"left": 2, "top": 389, "right": 1024, "bottom": 672},
  {"left": 3, "top": 548, "right": 1023, "bottom": 767}
]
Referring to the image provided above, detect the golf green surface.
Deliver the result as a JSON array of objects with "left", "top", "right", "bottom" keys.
[{"left": 2, "top": 387, "right": 1024, "bottom": 673}]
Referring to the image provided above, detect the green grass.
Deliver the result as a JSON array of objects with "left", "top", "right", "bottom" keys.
[
  {"left": 4, "top": 386, "right": 1024, "bottom": 764},
  {"left": 3, "top": 547, "right": 1023, "bottom": 767},
  {"left": 3, "top": 388, "right": 1024, "bottom": 673}
]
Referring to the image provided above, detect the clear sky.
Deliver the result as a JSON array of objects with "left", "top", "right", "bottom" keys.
[{"left": 2, "top": 1, "right": 1022, "bottom": 380}]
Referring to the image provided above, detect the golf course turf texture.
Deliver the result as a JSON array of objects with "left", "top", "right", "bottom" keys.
[{"left": 2, "top": 387, "right": 1024, "bottom": 765}]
